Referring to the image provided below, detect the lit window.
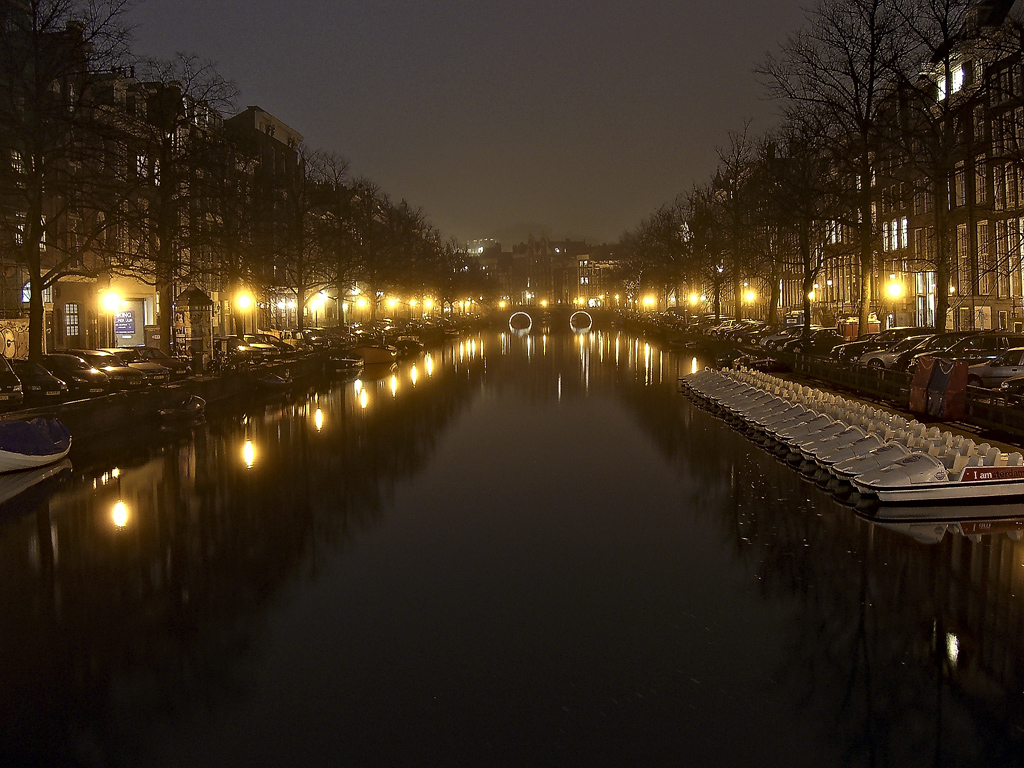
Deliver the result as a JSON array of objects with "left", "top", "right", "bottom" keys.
[{"left": 64, "top": 303, "right": 80, "bottom": 337}]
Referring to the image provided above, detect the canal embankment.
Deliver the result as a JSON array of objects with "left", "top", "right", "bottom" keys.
[{"left": 0, "top": 353, "right": 326, "bottom": 439}]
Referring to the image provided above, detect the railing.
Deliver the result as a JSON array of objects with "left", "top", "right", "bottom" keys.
[{"left": 749, "top": 343, "right": 1024, "bottom": 442}]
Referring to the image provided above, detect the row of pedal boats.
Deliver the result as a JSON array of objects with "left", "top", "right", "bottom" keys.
[{"left": 681, "top": 367, "right": 1024, "bottom": 505}]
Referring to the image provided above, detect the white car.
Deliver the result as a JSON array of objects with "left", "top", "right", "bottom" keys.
[
  {"left": 858, "top": 334, "right": 933, "bottom": 370},
  {"left": 968, "top": 347, "right": 1024, "bottom": 387}
]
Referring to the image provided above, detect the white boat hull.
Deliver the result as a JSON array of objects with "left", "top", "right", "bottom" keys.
[{"left": 0, "top": 443, "right": 71, "bottom": 473}]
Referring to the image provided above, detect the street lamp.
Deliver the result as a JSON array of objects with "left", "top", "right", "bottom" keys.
[
  {"left": 886, "top": 277, "right": 904, "bottom": 329},
  {"left": 100, "top": 289, "right": 122, "bottom": 347},
  {"left": 309, "top": 292, "right": 325, "bottom": 327},
  {"left": 235, "top": 291, "right": 254, "bottom": 336}
]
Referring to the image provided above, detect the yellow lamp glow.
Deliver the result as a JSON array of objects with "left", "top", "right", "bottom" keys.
[
  {"left": 744, "top": 290, "right": 756, "bottom": 303},
  {"left": 112, "top": 500, "right": 129, "bottom": 528},
  {"left": 356, "top": 298, "right": 368, "bottom": 309},
  {"left": 887, "top": 281, "right": 903, "bottom": 299},
  {"left": 101, "top": 290, "right": 122, "bottom": 313},
  {"left": 236, "top": 292, "right": 254, "bottom": 312},
  {"left": 643, "top": 296, "right": 656, "bottom": 307},
  {"left": 387, "top": 298, "right": 397, "bottom": 309},
  {"left": 689, "top": 293, "right": 699, "bottom": 305},
  {"left": 243, "top": 440, "right": 255, "bottom": 469}
]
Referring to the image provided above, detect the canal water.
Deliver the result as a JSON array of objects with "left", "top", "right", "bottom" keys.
[{"left": 1, "top": 329, "right": 1023, "bottom": 767}]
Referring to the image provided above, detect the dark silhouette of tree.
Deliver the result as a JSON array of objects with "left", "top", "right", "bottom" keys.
[{"left": 0, "top": 0, "right": 132, "bottom": 358}]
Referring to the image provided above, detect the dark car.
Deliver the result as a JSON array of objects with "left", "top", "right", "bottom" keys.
[
  {"left": 41, "top": 353, "right": 111, "bottom": 397},
  {"left": 242, "top": 334, "right": 283, "bottom": 361},
  {"left": 0, "top": 356, "right": 24, "bottom": 409},
  {"left": 246, "top": 333, "right": 295, "bottom": 357},
  {"left": 894, "top": 331, "right": 978, "bottom": 372},
  {"left": 832, "top": 327, "right": 933, "bottom": 364},
  {"left": 999, "top": 374, "right": 1024, "bottom": 397},
  {"left": 761, "top": 325, "right": 815, "bottom": 351},
  {"left": 99, "top": 347, "right": 172, "bottom": 385},
  {"left": 65, "top": 349, "right": 147, "bottom": 390},
  {"left": 133, "top": 346, "right": 192, "bottom": 379},
  {"left": 11, "top": 359, "right": 67, "bottom": 402},
  {"left": 212, "top": 336, "right": 258, "bottom": 369},
  {"left": 781, "top": 328, "right": 844, "bottom": 356},
  {"left": 926, "top": 331, "right": 1024, "bottom": 368}
]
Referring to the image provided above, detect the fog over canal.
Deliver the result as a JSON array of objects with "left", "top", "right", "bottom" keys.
[{"left": 1, "top": 329, "right": 1023, "bottom": 766}]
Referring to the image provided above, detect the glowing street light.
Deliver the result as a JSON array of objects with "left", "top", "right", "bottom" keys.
[
  {"left": 101, "top": 289, "right": 123, "bottom": 314},
  {"left": 111, "top": 500, "right": 129, "bottom": 529},
  {"left": 236, "top": 291, "right": 254, "bottom": 335},
  {"left": 100, "top": 289, "right": 123, "bottom": 346},
  {"left": 887, "top": 280, "right": 904, "bottom": 299}
]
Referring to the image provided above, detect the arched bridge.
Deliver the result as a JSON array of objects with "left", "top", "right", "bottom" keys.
[{"left": 495, "top": 306, "right": 619, "bottom": 335}]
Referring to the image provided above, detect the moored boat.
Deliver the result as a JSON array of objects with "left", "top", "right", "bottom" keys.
[
  {"left": 158, "top": 394, "right": 206, "bottom": 421},
  {"left": 0, "top": 417, "right": 72, "bottom": 473},
  {"left": 346, "top": 345, "right": 398, "bottom": 365},
  {"left": 853, "top": 449, "right": 1024, "bottom": 503}
]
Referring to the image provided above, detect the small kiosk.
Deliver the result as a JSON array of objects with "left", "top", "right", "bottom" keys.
[{"left": 174, "top": 287, "right": 214, "bottom": 374}]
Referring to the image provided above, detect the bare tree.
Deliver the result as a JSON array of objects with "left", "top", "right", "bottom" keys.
[
  {"left": 759, "top": 0, "right": 916, "bottom": 332},
  {"left": 98, "top": 53, "right": 237, "bottom": 350},
  {"left": 0, "top": 0, "right": 133, "bottom": 358}
]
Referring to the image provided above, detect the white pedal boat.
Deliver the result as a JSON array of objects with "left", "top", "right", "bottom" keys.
[{"left": 853, "top": 448, "right": 1024, "bottom": 503}]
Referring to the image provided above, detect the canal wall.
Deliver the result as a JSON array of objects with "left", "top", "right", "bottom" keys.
[{"left": 0, "top": 354, "right": 326, "bottom": 439}]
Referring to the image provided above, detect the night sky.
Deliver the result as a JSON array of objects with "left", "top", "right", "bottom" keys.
[{"left": 127, "top": 1, "right": 809, "bottom": 245}]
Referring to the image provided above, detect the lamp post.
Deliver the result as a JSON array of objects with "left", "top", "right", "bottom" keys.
[
  {"left": 309, "top": 292, "right": 325, "bottom": 328},
  {"left": 886, "top": 278, "right": 904, "bottom": 329},
  {"left": 235, "top": 291, "right": 254, "bottom": 337},
  {"left": 101, "top": 289, "right": 122, "bottom": 347}
]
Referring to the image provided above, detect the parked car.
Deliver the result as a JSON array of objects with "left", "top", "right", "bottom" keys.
[
  {"left": 41, "top": 353, "right": 111, "bottom": 397},
  {"left": 10, "top": 359, "right": 67, "bottom": 402},
  {"left": 761, "top": 325, "right": 814, "bottom": 351},
  {"left": 246, "top": 333, "right": 295, "bottom": 357},
  {"left": 832, "top": 327, "right": 932, "bottom": 364},
  {"left": 99, "top": 348, "right": 172, "bottom": 385},
  {"left": 928, "top": 332, "right": 1024, "bottom": 368},
  {"left": 0, "top": 357, "right": 24, "bottom": 409},
  {"left": 276, "top": 328, "right": 330, "bottom": 350},
  {"left": 742, "top": 324, "right": 783, "bottom": 348},
  {"left": 968, "top": 347, "right": 1024, "bottom": 387},
  {"left": 999, "top": 375, "right": 1024, "bottom": 397},
  {"left": 212, "top": 336, "right": 257, "bottom": 369},
  {"left": 132, "top": 346, "right": 192, "bottom": 379},
  {"left": 781, "top": 328, "right": 844, "bottom": 356},
  {"left": 894, "top": 331, "right": 978, "bottom": 372},
  {"left": 65, "top": 350, "right": 147, "bottom": 390},
  {"left": 242, "top": 335, "right": 283, "bottom": 360},
  {"left": 98, "top": 348, "right": 170, "bottom": 384},
  {"left": 858, "top": 334, "right": 934, "bottom": 370}
]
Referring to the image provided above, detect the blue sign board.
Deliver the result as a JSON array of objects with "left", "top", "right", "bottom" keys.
[{"left": 114, "top": 310, "right": 135, "bottom": 336}]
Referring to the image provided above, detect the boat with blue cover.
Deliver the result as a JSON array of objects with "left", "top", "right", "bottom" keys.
[{"left": 0, "top": 417, "right": 72, "bottom": 473}]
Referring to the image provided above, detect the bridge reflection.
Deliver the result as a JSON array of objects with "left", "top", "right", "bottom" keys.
[{"left": 502, "top": 306, "right": 609, "bottom": 334}]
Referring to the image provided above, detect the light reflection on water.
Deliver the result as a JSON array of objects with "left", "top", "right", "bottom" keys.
[{"left": 0, "top": 329, "right": 1022, "bottom": 766}]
